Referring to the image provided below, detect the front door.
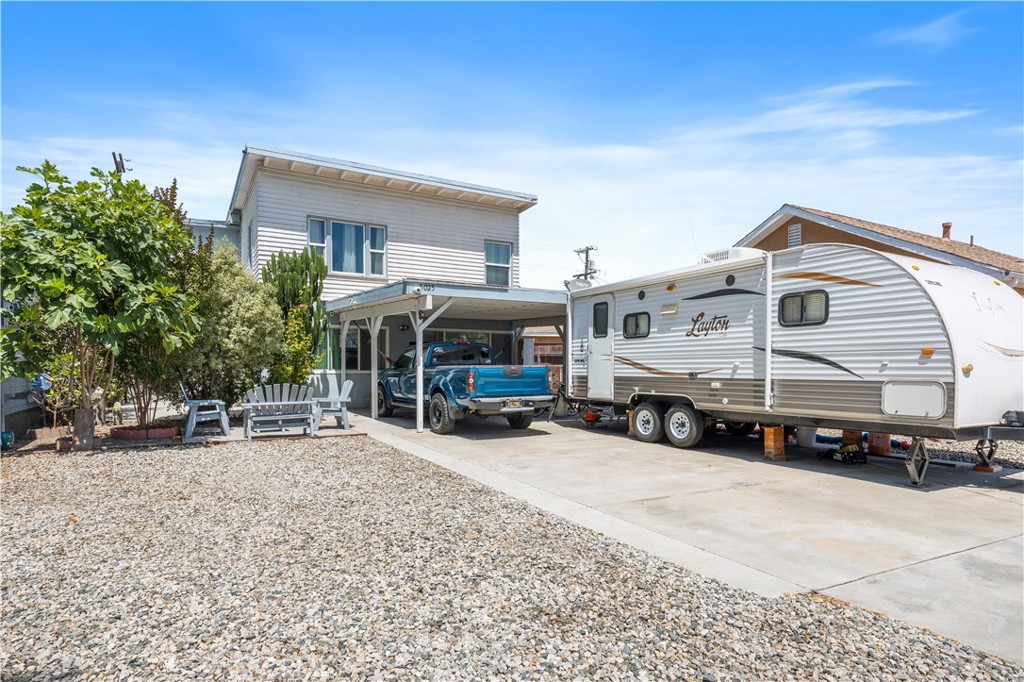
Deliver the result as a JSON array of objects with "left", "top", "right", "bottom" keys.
[{"left": 587, "top": 294, "right": 614, "bottom": 400}]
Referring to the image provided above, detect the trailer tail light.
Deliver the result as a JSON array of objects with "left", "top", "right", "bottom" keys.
[
  {"left": 467, "top": 369, "right": 477, "bottom": 394},
  {"left": 920, "top": 348, "right": 935, "bottom": 357}
]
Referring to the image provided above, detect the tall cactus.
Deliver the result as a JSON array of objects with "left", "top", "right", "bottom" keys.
[{"left": 262, "top": 248, "right": 329, "bottom": 355}]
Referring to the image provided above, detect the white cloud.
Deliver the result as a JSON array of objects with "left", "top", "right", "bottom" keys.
[
  {"left": 873, "top": 11, "right": 977, "bottom": 51},
  {"left": 3, "top": 80, "right": 1020, "bottom": 291}
]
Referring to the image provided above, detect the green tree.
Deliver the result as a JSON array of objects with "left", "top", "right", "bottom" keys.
[
  {"left": 270, "top": 304, "right": 319, "bottom": 384},
  {"left": 262, "top": 248, "right": 328, "bottom": 366},
  {"left": 1, "top": 162, "right": 197, "bottom": 448},
  {"left": 168, "top": 243, "right": 283, "bottom": 408}
]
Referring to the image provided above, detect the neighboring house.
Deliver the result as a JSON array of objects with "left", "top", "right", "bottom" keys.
[
  {"left": 736, "top": 204, "right": 1024, "bottom": 295},
  {"left": 189, "top": 219, "right": 241, "bottom": 253},
  {"left": 520, "top": 326, "right": 565, "bottom": 385},
  {"left": 216, "top": 145, "right": 540, "bottom": 405}
]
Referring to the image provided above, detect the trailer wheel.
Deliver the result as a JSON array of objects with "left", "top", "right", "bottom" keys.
[
  {"left": 725, "top": 422, "right": 755, "bottom": 437},
  {"left": 665, "top": 404, "right": 704, "bottom": 448},
  {"left": 377, "top": 385, "right": 394, "bottom": 418},
  {"left": 507, "top": 412, "right": 534, "bottom": 430},
  {"left": 428, "top": 393, "right": 456, "bottom": 434},
  {"left": 632, "top": 402, "right": 664, "bottom": 443}
]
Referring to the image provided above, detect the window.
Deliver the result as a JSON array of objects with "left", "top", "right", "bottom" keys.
[
  {"left": 308, "top": 217, "right": 386, "bottom": 276},
  {"left": 593, "top": 302, "right": 608, "bottom": 338},
  {"left": 485, "top": 241, "right": 512, "bottom": 286},
  {"left": 779, "top": 290, "right": 828, "bottom": 326},
  {"left": 787, "top": 224, "right": 802, "bottom": 248},
  {"left": 318, "top": 326, "right": 388, "bottom": 370},
  {"left": 623, "top": 312, "right": 650, "bottom": 338},
  {"left": 247, "top": 219, "right": 256, "bottom": 268}
]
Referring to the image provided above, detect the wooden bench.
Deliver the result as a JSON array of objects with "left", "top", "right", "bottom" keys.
[{"left": 242, "top": 383, "right": 318, "bottom": 440}]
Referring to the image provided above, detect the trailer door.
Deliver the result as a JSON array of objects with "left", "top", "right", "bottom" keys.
[{"left": 587, "top": 295, "right": 614, "bottom": 400}]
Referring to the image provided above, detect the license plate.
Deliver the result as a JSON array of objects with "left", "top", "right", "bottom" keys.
[{"left": 504, "top": 399, "right": 523, "bottom": 409}]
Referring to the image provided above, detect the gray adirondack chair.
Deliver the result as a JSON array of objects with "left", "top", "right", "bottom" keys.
[
  {"left": 315, "top": 379, "right": 353, "bottom": 429},
  {"left": 242, "top": 383, "right": 318, "bottom": 440}
]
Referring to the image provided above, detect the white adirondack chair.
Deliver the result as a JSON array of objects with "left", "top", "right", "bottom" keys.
[
  {"left": 242, "top": 383, "right": 318, "bottom": 440},
  {"left": 315, "top": 379, "right": 353, "bottom": 429}
]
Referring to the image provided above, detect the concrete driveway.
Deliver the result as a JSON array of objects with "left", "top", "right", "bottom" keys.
[{"left": 351, "top": 410, "right": 1024, "bottom": 664}]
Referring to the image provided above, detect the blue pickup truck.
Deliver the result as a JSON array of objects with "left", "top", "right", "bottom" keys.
[{"left": 377, "top": 342, "right": 555, "bottom": 434}]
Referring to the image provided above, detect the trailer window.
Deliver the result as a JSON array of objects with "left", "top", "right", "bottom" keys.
[
  {"left": 623, "top": 312, "right": 650, "bottom": 338},
  {"left": 593, "top": 302, "right": 608, "bottom": 338},
  {"left": 780, "top": 291, "right": 828, "bottom": 326}
]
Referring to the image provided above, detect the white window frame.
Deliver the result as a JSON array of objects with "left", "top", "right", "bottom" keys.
[
  {"left": 484, "top": 240, "right": 512, "bottom": 286},
  {"left": 307, "top": 216, "right": 387, "bottom": 277},
  {"left": 315, "top": 325, "right": 390, "bottom": 372}
]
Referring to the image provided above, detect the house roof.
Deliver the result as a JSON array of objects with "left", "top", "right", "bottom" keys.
[
  {"left": 227, "top": 146, "right": 538, "bottom": 219},
  {"left": 736, "top": 204, "right": 1024, "bottom": 277}
]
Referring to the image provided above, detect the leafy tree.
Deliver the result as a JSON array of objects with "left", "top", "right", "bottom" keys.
[
  {"left": 168, "top": 243, "right": 283, "bottom": 408},
  {"left": 262, "top": 248, "right": 328, "bottom": 367},
  {"left": 270, "top": 304, "right": 318, "bottom": 384},
  {"left": 114, "top": 179, "right": 209, "bottom": 427},
  {"left": 1, "top": 162, "right": 197, "bottom": 448}
]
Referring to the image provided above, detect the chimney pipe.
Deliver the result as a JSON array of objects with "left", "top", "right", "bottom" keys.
[
  {"left": 941, "top": 222, "right": 952, "bottom": 240},
  {"left": 970, "top": 235, "right": 974, "bottom": 246}
]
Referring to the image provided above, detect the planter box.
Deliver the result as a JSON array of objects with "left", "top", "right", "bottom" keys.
[
  {"left": 110, "top": 426, "right": 148, "bottom": 441},
  {"left": 28, "top": 426, "right": 71, "bottom": 441},
  {"left": 110, "top": 426, "right": 179, "bottom": 441},
  {"left": 56, "top": 436, "right": 104, "bottom": 451},
  {"left": 145, "top": 426, "right": 179, "bottom": 440}
]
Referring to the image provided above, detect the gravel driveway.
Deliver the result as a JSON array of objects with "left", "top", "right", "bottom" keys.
[{"left": 2, "top": 438, "right": 1020, "bottom": 681}]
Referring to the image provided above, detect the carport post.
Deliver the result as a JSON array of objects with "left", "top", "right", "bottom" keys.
[
  {"left": 368, "top": 316, "right": 383, "bottom": 419},
  {"left": 412, "top": 298, "right": 456, "bottom": 433},
  {"left": 339, "top": 319, "right": 351, "bottom": 388},
  {"left": 411, "top": 311, "right": 424, "bottom": 433}
]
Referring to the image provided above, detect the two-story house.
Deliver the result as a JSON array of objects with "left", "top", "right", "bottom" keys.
[{"left": 222, "top": 146, "right": 563, "bottom": 407}]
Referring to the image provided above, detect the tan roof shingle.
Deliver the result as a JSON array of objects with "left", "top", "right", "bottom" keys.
[{"left": 793, "top": 205, "right": 1024, "bottom": 273}]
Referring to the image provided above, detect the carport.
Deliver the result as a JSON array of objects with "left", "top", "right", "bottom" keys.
[{"left": 325, "top": 280, "right": 567, "bottom": 432}]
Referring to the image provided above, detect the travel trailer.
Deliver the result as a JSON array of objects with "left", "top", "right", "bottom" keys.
[{"left": 567, "top": 244, "right": 1024, "bottom": 483}]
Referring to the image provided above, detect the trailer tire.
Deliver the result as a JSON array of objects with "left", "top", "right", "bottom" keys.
[
  {"left": 665, "top": 404, "right": 704, "bottom": 448},
  {"left": 428, "top": 393, "right": 456, "bottom": 434},
  {"left": 507, "top": 412, "right": 534, "bottom": 430},
  {"left": 632, "top": 402, "right": 665, "bottom": 443},
  {"left": 725, "top": 422, "right": 755, "bottom": 437},
  {"left": 377, "top": 385, "right": 394, "bottom": 418}
]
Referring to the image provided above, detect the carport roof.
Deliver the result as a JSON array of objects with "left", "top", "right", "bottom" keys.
[{"left": 325, "top": 280, "right": 567, "bottom": 325}]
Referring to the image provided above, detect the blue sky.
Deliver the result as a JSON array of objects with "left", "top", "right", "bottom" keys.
[{"left": 3, "top": 2, "right": 1021, "bottom": 287}]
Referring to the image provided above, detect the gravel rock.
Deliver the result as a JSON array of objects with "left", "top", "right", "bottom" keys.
[{"left": 2, "top": 438, "right": 1020, "bottom": 681}]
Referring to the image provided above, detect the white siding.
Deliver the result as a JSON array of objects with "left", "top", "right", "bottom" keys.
[{"left": 251, "top": 169, "right": 521, "bottom": 296}]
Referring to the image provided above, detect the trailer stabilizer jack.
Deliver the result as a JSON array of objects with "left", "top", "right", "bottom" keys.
[{"left": 905, "top": 437, "right": 932, "bottom": 486}]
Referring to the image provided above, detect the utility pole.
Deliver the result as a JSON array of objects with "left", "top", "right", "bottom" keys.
[
  {"left": 111, "top": 152, "right": 130, "bottom": 174},
  {"left": 573, "top": 245, "right": 598, "bottom": 280}
]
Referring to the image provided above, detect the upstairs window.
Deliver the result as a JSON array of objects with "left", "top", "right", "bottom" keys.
[
  {"left": 780, "top": 290, "right": 828, "bottom": 326},
  {"left": 485, "top": 241, "right": 512, "bottom": 286},
  {"left": 308, "top": 217, "right": 386, "bottom": 276}
]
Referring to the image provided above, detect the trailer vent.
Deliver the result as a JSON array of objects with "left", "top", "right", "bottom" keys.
[{"left": 698, "top": 247, "right": 765, "bottom": 264}]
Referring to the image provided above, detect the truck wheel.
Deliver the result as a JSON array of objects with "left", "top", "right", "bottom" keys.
[
  {"left": 507, "top": 412, "right": 534, "bottom": 430},
  {"left": 665, "top": 404, "right": 704, "bottom": 448},
  {"left": 377, "top": 385, "right": 394, "bottom": 418},
  {"left": 632, "top": 402, "right": 664, "bottom": 443},
  {"left": 428, "top": 393, "right": 456, "bottom": 434}
]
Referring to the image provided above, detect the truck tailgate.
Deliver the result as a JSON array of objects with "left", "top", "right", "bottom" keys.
[{"left": 473, "top": 366, "right": 549, "bottom": 397}]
